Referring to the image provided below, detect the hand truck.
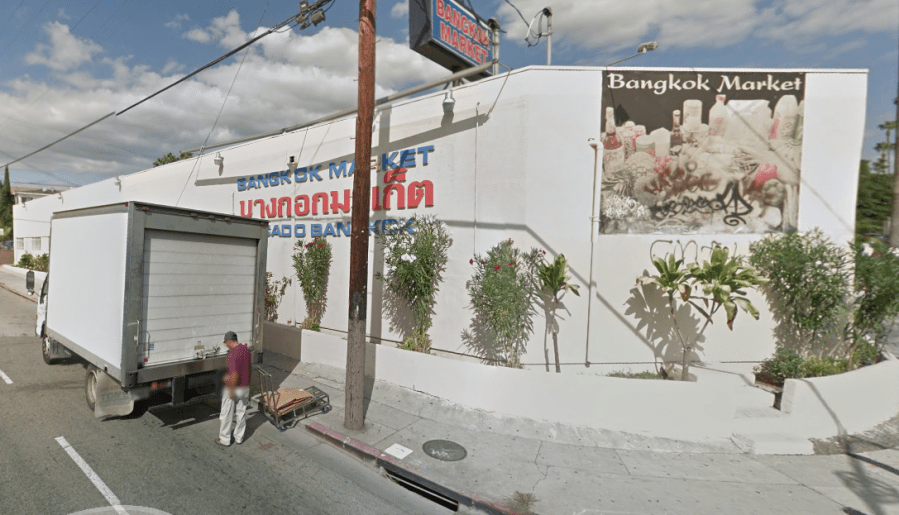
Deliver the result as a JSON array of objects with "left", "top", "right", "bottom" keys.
[{"left": 253, "top": 365, "right": 331, "bottom": 431}]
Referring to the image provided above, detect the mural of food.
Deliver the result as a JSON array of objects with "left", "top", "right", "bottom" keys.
[{"left": 600, "top": 70, "right": 805, "bottom": 234}]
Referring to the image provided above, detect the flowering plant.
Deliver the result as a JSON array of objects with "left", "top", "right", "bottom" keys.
[
  {"left": 292, "top": 237, "right": 332, "bottom": 330},
  {"left": 749, "top": 229, "right": 850, "bottom": 355},
  {"left": 464, "top": 239, "right": 542, "bottom": 368},
  {"left": 264, "top": 272, "right": 291, "bottom": 323},
  {"left": 376, "top": 215, "right": 452, "bottom": 353}
]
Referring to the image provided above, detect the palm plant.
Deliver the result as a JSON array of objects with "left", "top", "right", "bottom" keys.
[
  {"left": 637, "top": 247, "right": 765, "bottom": 380},
  {"left": 537, "top": 254, "right": 579, "bottom": 373}
]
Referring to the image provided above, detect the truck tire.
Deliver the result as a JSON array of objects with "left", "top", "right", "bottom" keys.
[
  {"left": 42, "top": 334, "right": 56, "bottom": 365},
  {"left": 85, "top": 367, "right": 100, "bottom": 412}
]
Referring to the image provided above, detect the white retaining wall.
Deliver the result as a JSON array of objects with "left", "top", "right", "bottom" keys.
[
  {"left": 781, "top": 359, "right": 899, "bottom": 438},
  {"left": 301, "top": 330, "right": 735, "bottom": 443}
]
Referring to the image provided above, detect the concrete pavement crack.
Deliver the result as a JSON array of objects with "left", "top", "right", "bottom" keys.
[{"left": 614, "top": 448, "right": 633, "bottom": 476}]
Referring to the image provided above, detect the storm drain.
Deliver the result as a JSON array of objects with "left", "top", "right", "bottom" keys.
[
  {"left": 384, "top": 468, "right": 459, "bottom": 511},
  {"left": 423, "top": 440, "right": 467, "bottom": 462}
]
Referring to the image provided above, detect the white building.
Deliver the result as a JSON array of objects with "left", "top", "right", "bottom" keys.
[{"left": 13, "top": 66, "right": 868, "bottom": 375}]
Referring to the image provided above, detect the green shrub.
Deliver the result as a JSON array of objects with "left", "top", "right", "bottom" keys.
[
  {"left": 376, "top": 215, "right": 452, "bottom": 353},
  {"left": 608, "top": 371, "right": 666, "bottom": 380},
  {"left": 264, "top": 272, "right": 291, "bottom": 323},
  {"left": 300, "top": 320, "right": 320, "bottom": 332},
  {"left": 16, "top": 253, "right": 35, "bottom": 270},
  {"left": 800, "top": 355, "right": 848, "bottom": 378},
  {"left": 292, "top": 237, "right": 332, "bottom": 329},
  {"left": 852, "top": 339, "right": 880, "bottom": 367},
  {"left": 749, "top": 230, "right": 851, "bottom": 352},
  {"left": 850, "top": 240, "right": 899, "bottom": 344},
  {"left": 754, "top": 348, "right": 804, "bottom": 384},
  {"left": 465, "top": 239, "right": 542, "bottom": 368}
]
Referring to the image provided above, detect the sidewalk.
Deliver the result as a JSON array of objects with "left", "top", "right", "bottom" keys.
[
  {"left": 0, "top": 265, "right": 40, "bottom": 303},
  {"left": 256, "top": 352, "right": 899, "bottom": 515}
]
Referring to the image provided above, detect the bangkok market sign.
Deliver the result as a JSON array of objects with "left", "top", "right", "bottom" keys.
[
  {"left": 237, "top": 145, "right": 436, "bottom": 239},
  {"left": 409, "top": 0, "right": 493, "bottom": 75}
]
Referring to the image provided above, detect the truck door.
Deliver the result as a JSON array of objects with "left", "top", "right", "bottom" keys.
[
  {"left": 36, "top": 275, "right": 48, "bottom": 337},
  {"left": 139, "top": 230, "right": 256, "bottom": 365}
]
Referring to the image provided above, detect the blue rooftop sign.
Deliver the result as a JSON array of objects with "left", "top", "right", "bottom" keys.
[{"left": 409, "top": 0, "right": 494, "bottom": 76}]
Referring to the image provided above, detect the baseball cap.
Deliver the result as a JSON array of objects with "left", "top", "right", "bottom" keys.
[{"left": 223, "top": 331, "right": 238, "bottom": 342}]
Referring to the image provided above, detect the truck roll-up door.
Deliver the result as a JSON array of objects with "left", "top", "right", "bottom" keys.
[{"left": 140, "top": 230, "right": 257, "bottom": 365}]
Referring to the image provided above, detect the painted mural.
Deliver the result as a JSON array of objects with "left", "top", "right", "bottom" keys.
[{"left": 599, "top": 70, "right": 806, "bottom": 234}]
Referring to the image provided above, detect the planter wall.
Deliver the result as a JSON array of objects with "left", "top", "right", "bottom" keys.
[
  {"left": 780, "top": 359, "right": 899, "bottom": 438},
  {"left": 261, "top": 321, "right": 303, "bottom": 361},
  {"left": 300, "top": 330, "right": 735, "bottom": 443}
]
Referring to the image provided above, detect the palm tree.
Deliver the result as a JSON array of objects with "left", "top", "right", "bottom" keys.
[{"left": 537, "top": 254, "right": 579, "bottom": 373}]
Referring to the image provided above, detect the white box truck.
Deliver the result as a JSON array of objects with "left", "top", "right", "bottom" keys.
[{"left": 27, "top": 201, "right": 269, "bottom": 417}]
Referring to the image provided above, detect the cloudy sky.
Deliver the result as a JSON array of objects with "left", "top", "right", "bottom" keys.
[{"left": 0, "top": 0, "right": 896, "bottom": 183}]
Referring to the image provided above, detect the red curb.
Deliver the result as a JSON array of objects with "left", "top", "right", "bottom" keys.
[{"left": 304, "top": 421, "right": 521, "bottom": 515}]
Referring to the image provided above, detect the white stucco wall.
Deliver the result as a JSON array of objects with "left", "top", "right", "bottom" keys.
[{"left": 13, "top": 66, "right": 868, "bottom": 375}]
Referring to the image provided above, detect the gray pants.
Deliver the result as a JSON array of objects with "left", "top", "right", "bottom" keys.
[{"left": 219, "top": 386, "right": 250, "bottom": 445}]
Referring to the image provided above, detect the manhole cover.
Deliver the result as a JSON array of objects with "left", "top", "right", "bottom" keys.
[{"left": 422, "top": 440, "right": 467, "bottom": 462}]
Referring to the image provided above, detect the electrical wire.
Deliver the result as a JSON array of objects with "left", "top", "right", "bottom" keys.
[
  {"left": 0, "top": 0, "right": 27, "bottom": 36},
  {"left": 116, "top": 23, "right": 289, "bottom": 116},
  {"left": 502, "top": 0, "right": 529, "bottom": 28},
  {"left": 70, "top": 0, "right": 102, "bottom": 32},
  {"left": 0, "top": 4, "right": 312, "bottom": 169},
  {"left": 0, "top": 0, "right": 119, "bottom": 134},
  {"left": 523, "top": 9, "right": 546, "bottom": 47},
  {"left": 176, "top": 0, "right": 273, "bottom": 206},
  {"left": 0, "top": 112, "right": 115, "bottom": 168}
]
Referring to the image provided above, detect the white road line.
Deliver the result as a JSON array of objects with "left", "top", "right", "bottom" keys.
[
  {"left": 0, "top": 368, "right": 11, "bottom": 384},
  {"left": 55, "top": 436, "right": 129, "bottom": 515}
]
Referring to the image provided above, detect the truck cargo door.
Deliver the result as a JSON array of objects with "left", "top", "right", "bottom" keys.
[{"left": 140, "top": 230, "right": 257, "bottom": 365}]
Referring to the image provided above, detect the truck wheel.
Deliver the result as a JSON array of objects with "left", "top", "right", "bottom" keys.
[
  {"left": 42, "top": 335, "right": 56, "bottom": 365},
  {"left": 85, "top": 368, "right": 100, "bottom": 412}
]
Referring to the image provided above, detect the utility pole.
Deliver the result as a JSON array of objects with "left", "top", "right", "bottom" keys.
[
  {"left": 345, "top": 0, "right": 376, "bottom": 431},
  {"left": 890, "top": 15, "right": 899, "bottom": 247}
]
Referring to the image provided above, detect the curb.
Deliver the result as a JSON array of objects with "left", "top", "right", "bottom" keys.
[
  {"left": 0, "top": 281, "right": 36, "bottom": 304},
  {"left": 305, "top": 422, "right": 522, "bottom": 515}
]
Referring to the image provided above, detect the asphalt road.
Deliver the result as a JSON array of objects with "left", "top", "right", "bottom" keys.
[{"left": 0, "top": 285, "right": 450, "bottom": 515}]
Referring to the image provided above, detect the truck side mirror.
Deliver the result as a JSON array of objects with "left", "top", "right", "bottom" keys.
[{"left": 25, "top": 270, "right": 34, "bottom": 295}]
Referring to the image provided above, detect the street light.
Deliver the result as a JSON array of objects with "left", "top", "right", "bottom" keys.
[{"left": 606, "top": 41, "right": 659, "bottom": 67}]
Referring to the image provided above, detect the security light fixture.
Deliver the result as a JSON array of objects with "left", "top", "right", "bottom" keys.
[
  {"left": 287, "top": 155, "right": 298, "bottom": 173},
  {"left": 606, "top": 41, "right": 660, "bottom": 66},
  {"left": 637, "top": 41, "right": 659, "bottom": 54},
  {"left": 214, "top": 153, "right": 224, "bottom": 167},
  {"left": 443, "top": 89, "right": 455, "bottom": 114}
]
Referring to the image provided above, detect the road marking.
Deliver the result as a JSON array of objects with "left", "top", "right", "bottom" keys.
[
  {"left": 0, "top": 368, "right": 11, "bottom": 384},
  {"left": 55, "top": 437, "right": 128, "bottom": 515}
]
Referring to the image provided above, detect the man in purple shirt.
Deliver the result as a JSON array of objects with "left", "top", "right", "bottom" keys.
[{"left": 216, "top": 331, "right": 251, "bottom": 447}]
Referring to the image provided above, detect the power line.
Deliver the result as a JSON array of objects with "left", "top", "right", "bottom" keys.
[
  {"left": 502, "top": 0, "right": 529, "bottom": 28},
  {"left": 116, "top": 9, "right": 301, "bottom": 116},
  {"left": 0, "top": 112, "right": 115, "bottom": 169},
  {"left": 176, "top": 0, "right": 273, "bottom": 206},
  {"left": 0, "top": 0, "right": 27, "bottom": 36},
  {"left": 0, "top": 2, "right": 332, "bottom": 169},
  {"left": 70, "top": 0, "right": 102, "bottom": 32}
]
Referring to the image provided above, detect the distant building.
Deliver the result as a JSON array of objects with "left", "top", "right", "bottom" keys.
[{"left": 11, "top": 184, "right": 71, "bottom": 205}]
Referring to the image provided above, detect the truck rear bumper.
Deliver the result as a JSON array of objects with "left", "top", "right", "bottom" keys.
[{"left": 136, "top": 355, "right": 228, "bottom": 384}]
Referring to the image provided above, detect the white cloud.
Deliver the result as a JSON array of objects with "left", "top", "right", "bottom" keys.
[
  {"left": 24, "top": 22, "right": 103, "bottom": 71},
  {"left": 183, "top": 27, "right": 212, "bottom": 43},
  {"left": 391, "top": 2, "right": 409, "bottom": 18},
  {"left": 1, "top": 20, "right": 445, "bottom": 177},
  {"left": 165, "top": 14, "right": 190, "bottom": 30},
  {"left": 161, "top": 58, "right": 185, "bottom": 75},
  {"left": 182, "top": 10, "right": 247, "bottom": 48},
  {"left": 496, "top": 0, "right": 898, "bottom": 52}
]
